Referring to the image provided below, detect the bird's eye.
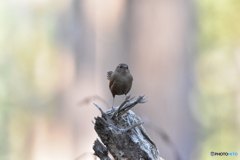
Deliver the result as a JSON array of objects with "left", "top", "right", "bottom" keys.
[
  {"left": 119, "top": 66, "right": 123, "bottom": 69},
  {"left": 126, "top": 67, "right": 128, "bottom": 69}
]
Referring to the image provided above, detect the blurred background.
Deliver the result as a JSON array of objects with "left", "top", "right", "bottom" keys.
[{"left": 0, "top": 0, "right": 240, "bottom": 160}]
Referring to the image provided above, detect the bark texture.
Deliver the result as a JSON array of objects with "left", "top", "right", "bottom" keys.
[{"left": 93, "top": 95, "right": 164, "bottom": 160}]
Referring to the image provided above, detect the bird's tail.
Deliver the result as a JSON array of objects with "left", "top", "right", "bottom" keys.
[{"left": 107, "top": 71, "right": 113, "bottom": 80}]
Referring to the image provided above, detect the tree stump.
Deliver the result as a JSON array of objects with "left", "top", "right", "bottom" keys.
[{"left": 93, "top": 95, "right": 164, "bottom": 160}]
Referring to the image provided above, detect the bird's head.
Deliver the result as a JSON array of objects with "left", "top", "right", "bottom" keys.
[{"left": 115, "top": 63, "right": 130, "bottom": 74}]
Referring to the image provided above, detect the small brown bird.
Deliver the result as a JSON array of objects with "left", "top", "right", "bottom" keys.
[{"left": 107, "top": 63, "right": 133, "bottom": 108}]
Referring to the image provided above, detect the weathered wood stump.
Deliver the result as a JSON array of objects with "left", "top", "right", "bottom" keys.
[{"left": 93, "top": 95, "right": 163, "bottom": 160}]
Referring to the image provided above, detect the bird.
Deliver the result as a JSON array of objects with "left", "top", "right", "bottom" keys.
[{"left": 107, "top": 63, "right": 133, "bottom": 108}]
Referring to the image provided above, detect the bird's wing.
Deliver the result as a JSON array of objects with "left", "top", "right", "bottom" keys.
[
  {"left": 109, "top": 79, "right": 114, "bottom": 91},
  {"left": 125, "top": 75, "right": 133, "bottom": 95}
]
